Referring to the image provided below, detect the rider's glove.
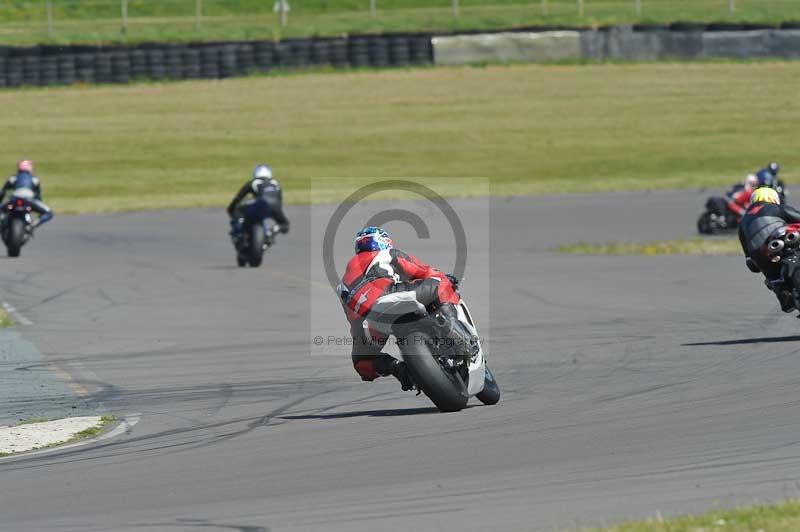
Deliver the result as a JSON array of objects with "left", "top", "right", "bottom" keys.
[{"left": 445, "top": 273, "right": 460, "bottom": 290}]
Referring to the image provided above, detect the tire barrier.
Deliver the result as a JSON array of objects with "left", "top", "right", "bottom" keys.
[
  {"left": 220, "top": 44, "right": 238, "bottom": 78},
  {"left": 165, "top": 47, "right": 184, "bottom": 80},
  {"left": 76, "top": 52, "right": 94, "bottom": 84},
  {"left": 237, "top": 44, "right": 255, "bottom": 74},
  {"left": 57, "top": 54, "right": 76, "bottom": 85},
  {"left": 182, "top": 48, "right": 201, "bottom": 79},
  {"left": 2, "top": 25, "right": 800, "bottom": 88},
  {"left": 329, "top": 39, "right": 349, "bottom": 67},
  {"left": 348, "top": 38, "right": 370, "bottom": 67},
  {"left": 254, "top": 41, "right": 274, "bottom": 70},
  {"left": 368, "top": 37, "right": 390, "bottom": 67},
  {"left": 146, "top": 48, "right": 166, "bottom": 81},
  {"left": 94, "top": 52, "right": 112, "bottom": 84},
  {"left": 200, "top": 45, "right": 219, "bottom": 79}
]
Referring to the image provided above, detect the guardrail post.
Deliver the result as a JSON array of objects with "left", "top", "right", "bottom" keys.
[
  {"left": 369, "top": 0, "right": 376, "bottom": 18},
  {"left": 121, "top": 0, "right": 127, "bottom": 35},
  {"left": 728, "top": 0, "right": 735, "bottom": 13},
  {"left": 195, "top": 0, "right": 202, "bottom": 30},
  {"left": 635, "top": 0, "right": 641, "bottom": 16},
  {"left": 452, "top": 0, "right": 459, "bottom": 17},
  {"left": 577, "top": 0, "right": 584, "bottom": 17},
  {"left": 277, "top": 0, "right": 289, "bottom": 27},
  {"left": 541, "top": 0, "right": 548, "bottom": 16}
]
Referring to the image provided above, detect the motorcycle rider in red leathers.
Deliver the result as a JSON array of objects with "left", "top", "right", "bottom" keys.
[
  {"left": 336, "top": 227, "right": 460, "bottom": 391},
  {"left": 726, "top": 173, "right": 759, "bottom": 219}
]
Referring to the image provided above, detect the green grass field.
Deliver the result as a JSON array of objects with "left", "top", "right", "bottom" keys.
[
  {"left": 0, "top": 0, "right": 798, "bottom": 46},
  {"left": 2, "top": 61, "right": 797, "bottom": 214},
  {"left": 553, "top": 238, "right": 741, "bottom": 256},
  {"left": 587, "top": 499, "right": 800, "bottom": 531}
]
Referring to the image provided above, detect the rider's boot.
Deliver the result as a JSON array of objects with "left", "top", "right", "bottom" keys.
[
  {"left": 374, "top": 354, "right": 414, "bottom": 391},
  {"left": 775, "top": 287, "right": 796, "bottom": 313}
]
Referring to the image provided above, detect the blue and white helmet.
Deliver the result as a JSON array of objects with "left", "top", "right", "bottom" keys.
[
  {"left": 354, "top": 226, "right": 393, "bottom": 254},
  {"left": 253, "top": 164, "right": 272, "bottom": 180}
]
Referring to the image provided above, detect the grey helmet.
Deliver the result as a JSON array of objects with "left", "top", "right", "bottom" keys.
[{"left": 253, "top": 164, "right": 273, "bottom": 180}]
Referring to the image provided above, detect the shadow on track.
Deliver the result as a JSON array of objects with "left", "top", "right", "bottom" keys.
[
  {"left": 683, "top": 335, "right": 800, "bottom": 346},
  {"left": 280, "top": 406, "right": 441, "bottom": 420}
]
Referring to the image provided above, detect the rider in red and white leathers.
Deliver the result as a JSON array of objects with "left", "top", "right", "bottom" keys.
[
  {"left": 725, "top": 173, "right": 759, "bottom": 218},
  {"left": 337, "top": 227, "right": 459, "bottom": 390}
]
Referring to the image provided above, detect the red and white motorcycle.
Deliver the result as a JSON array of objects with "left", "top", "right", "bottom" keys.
[{"left": 367, "top": 280, "right": 500, "bottom": 412}]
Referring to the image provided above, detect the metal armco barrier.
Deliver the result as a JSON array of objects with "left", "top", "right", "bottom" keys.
[{"left": 0, "top": 33, "right": 434, "bottom": 87}]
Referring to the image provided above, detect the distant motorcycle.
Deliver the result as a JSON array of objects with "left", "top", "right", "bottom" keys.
[
  {"left": 230, "top": 197, "right": 276, "bottom": 267},
  {"left": 698, "top": 181, "right": 789, "bottom": 235},
  {"left": 369, "top": 279, "right": 500, "bottom": 412},
  {"left": 697, "top": 195, "right": 739, "bottom": 235},
  {"left": 1, "top": 196, "right": 35, "bottom": 257}
]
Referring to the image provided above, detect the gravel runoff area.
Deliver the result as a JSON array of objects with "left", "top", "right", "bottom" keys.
[{"left": 0, "top": 416, "right": 103, "bottom": 456}]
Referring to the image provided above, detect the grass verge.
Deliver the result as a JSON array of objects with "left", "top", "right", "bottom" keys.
[
  {"left": 553, "top": 238, "right": 741, "bottom": 256},
  {"left": 1, "top": 61, "right": 798, "bottom": 213},
  {"left": 73, "top": 415, "right": 115, "bottom": 439},
  {"left": 587, "top": 500, "right": 800, "bottom": 531},
  {"left": 1, "top": 0, "right": 800, "bottom": 46},
  {"left": 0, "top": 308, "right": 11, "bottom": 328}
]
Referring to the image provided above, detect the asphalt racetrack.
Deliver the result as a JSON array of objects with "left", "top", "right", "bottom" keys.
[{"left": 2, "top": 190, "right": 800, "bottom": 531}]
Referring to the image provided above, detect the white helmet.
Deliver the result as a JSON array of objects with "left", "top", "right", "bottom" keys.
[
  {"left": 253, "top": 164, "right": 272, "bottom": 180},
  {"left": 745, "top": 174, "right": 758, "bottom": 188}
]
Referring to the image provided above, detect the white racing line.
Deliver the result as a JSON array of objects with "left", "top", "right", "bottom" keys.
[
  {"left": 0, "top": 413, "right": 141, "bottom": 461},
  {"left": 2, "top": 301, "right": 33, "bottom": 326}
]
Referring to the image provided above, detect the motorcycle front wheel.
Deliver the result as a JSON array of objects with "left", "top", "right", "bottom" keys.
[
  {"left": 476, "top": 366, "right": 500, "bottom": 405},
  {"left": 399, "top": 330, "right": 469, "bottom": 412},
  {"left": 697, "top": 212, "right": 714, "bottom": 235}
]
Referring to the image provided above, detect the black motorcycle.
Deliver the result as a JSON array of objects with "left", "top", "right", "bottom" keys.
[
  {"left": 697, "top": 195, "right": 738, "bottom": 235},
  {"left": 230, "top": 197, "right": 276, "bottom": 267},
  {"left": 1, "top": 196, "right": 35, "bottom": 257},
  {"left": 762, "top": 223, "right": 800, "bottom": 308}
]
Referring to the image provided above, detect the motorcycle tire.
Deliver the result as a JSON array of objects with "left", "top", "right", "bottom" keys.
[
  {"left": 697, "top": 212, "right": 714, "bottom": 235},
  {"left": 476, "top": 365, "right": 500, "bottom": 405},
  {"left": 248, "top": 224, "right": 265, "bottom": 267},
  {"left": 6, "top": 218, "right": 24, "bottom": 257},
  {"left": 399, "top": 330, "right": 469, "bottom": 412},
  {"left": 237, "top": 255, "right": 247, "bottom": 267}
]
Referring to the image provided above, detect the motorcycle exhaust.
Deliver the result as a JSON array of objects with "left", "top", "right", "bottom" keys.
[
  {"left": 434, "top": 312, "right": 449, "bottom": 329},
  {"left": 433, "top": 311, "right": 480, "bottom": 357},
  {"left": 769, "top": 239, "right": 785, "bottom": 254},
  {"left": 786, "top": 231, "right": 800, "bottom": 245}
]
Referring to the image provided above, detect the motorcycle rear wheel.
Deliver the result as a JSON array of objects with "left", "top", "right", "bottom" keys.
[
  {"left": 400, "top": 331, "right": 469, "bottom": 412},
  {"left": 6, "top": 218, "right": 24, "bottom": 257},
  {"left": 248, "top": 224, "right": 265, "bottom": 267}
]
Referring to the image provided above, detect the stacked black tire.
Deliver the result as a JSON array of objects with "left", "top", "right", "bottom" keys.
[{"left": 0, "top": 33, "right": 433, "bottom": 88}]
